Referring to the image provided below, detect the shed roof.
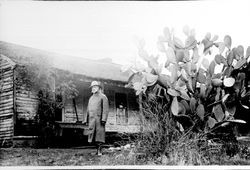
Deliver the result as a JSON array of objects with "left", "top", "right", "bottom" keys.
[{"left": 0, "top": 41, "right": 129, "bottom": 82}]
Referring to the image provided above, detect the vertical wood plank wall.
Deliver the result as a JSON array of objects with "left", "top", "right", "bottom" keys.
[
  {"left": 0, "top": 55, "right": 15, "bottom": 146},
  {"left": 14, "top": 83, "right": 39, "bottom": 135},
  {"left": 0, "top": 55, "right": 141, "bottom": 145},
  {"left": 15, "top": 86, "right": 38, "bottom": 120}
]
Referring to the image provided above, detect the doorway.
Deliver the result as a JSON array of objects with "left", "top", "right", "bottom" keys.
[{"left": 115, "top": 93, "right": 128, "bottom": 125}]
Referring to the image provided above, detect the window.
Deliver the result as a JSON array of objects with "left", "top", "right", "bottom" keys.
[{"left": 55, "top": 94, "right": 63, "bottom": 121}]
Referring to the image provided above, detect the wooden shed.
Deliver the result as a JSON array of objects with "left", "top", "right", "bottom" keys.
[{"left": 0, "top": 41, "right": 140, "bottom": 146}]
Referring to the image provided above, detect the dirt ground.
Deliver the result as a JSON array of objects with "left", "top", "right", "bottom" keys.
[
  {"left": 0, "top": 147, "right": 117, "bottom": 166},
  {"left": 0, "top": 133, "right": 138, "bottom": 166},
  {"left": 2, "top": 143, "right": 250, "bottom": 166}
]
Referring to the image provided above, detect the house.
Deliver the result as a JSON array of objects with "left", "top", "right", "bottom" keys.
[{"left": 0, "top": 41, "right": 140, "bottom": 147}]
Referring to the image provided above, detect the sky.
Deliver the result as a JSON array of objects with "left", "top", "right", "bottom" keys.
[{"left": 0, "top": 0, "right": 250, "bottom": 65}]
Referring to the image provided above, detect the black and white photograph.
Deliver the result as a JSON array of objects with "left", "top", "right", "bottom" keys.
[{"left": 0, "top": 0, "right": 250, "bottom": 168}]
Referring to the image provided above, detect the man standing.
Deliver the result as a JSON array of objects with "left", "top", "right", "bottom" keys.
[{"left": 84, "top": 81, "right": 109, "bottom": 155}]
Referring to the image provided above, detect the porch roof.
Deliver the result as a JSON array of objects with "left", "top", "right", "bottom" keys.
[{"left": 0, "top": 41, "right": 129, "bottom": 82}]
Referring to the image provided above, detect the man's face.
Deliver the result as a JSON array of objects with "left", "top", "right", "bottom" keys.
[{"left": 91, "top": 86, "right": 100, "bottom": 94}]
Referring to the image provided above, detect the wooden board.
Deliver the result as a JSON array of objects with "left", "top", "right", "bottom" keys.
[
  {"left": 0, "top": 54, "right": 15, "bottom": 143},
  {"left": 55, "top": 121, "right": 87, "bottom": 129}
]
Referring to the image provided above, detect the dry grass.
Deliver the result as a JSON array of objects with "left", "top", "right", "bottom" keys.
[{"left": 99, "top": 149, "right": 138, "bottom": 165}]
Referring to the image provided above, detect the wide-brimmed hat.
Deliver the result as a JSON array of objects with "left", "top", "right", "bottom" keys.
[{"left": 90, "top": 81, "right": 101, "bottom": 88}]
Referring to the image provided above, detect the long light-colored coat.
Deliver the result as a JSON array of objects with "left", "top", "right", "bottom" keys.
[{"left": 84, "top": 92, "right": 109, "bottom": 143}]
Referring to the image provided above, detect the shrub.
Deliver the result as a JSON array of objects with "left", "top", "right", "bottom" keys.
[{"left": 15, "top": 62, "right": 79, "bottom": 148}]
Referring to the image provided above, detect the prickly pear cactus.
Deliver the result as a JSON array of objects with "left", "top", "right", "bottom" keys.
[{"left": 123, "top": 26, "right": 250, "bottom": 135}]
